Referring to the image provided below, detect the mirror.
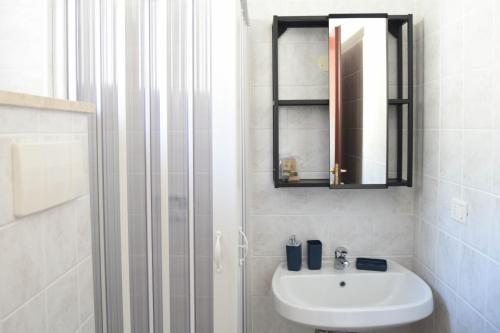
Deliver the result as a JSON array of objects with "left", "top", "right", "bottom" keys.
[{"left": 328, "top": 15, "right": 388, "bottom": 188}]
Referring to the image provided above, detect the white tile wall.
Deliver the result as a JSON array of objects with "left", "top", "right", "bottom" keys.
[
  {"left": 0, "top": 105, "right": 94, "bottom": 333},
  {"left": 80, "top": 317, "right": 96, "bottom": 333},
  {"left": 1, "top": 293, "right": 46, "bottom": 333},
  {"left": 246, "top": 1, "right": 417, "bottom": 333},
  {"left": 413, "top": 0, "right": 500, "bottom": 332},
  {"left": 47, "top": 270, "right": 79, "bottom": 333}
]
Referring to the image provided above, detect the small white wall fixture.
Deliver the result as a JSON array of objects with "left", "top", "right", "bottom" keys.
[{"left": 12, "top": 141, "right": 87, "bottom": 217}]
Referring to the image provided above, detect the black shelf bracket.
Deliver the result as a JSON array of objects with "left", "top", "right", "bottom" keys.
[{"left": 275, "top": 16, "right": 329, "bottom": 38}]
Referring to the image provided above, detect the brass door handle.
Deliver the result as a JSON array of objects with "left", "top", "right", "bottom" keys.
[
  {"left": 330, "top": 164, "right": 347, "bottom": 185},
  {"left": 330, "top": 165, "right": 347, "bottom": 173}
]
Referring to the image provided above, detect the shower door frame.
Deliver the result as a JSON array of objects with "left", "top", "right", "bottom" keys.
[
  {"left": 211, "top": 0, "right": 248, "bottom": 332},
  {"left": 73, "top": 0, "right": 246, "bottom": 332}
]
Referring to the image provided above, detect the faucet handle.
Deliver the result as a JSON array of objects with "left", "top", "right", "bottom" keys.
[{"left": 335, "top": 246, "right": 348, "bottom": 259}]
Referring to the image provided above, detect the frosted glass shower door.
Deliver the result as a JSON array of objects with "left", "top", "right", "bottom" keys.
[{"left": 75, "top": 0, "right": 216, "bottom": 332}]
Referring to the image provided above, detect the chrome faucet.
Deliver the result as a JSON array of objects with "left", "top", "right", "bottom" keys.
[{"left": 334, "top": 247, "right": 350, "bottom": 270}]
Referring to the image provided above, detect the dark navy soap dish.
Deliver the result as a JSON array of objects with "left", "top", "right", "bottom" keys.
[{"left": 356, "top": 257, "right": 387, "bottom": 272}]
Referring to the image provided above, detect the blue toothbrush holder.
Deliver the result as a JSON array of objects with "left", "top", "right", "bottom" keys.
[
  {"left": 307, "top": 240, "right": 322, "bottom": 270},
  {"left": 286, "top": 235, "right": 302, "bottom": 271}
]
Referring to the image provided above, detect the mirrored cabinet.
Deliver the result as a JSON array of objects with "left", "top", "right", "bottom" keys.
[{"left": 272, "top": 14, "right": 413, "bottom": 189}]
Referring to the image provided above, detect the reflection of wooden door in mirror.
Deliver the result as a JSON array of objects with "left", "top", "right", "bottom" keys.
[
  {"left": 329, "top": 25, "right": 343, "bottom": 185},
  {"left": 341, "top": 29, "right": 364, "bottom": 184}
]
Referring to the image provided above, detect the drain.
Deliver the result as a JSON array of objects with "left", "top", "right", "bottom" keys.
[{"left": 339, "top": 281, "right": 346, "bottom": 287}]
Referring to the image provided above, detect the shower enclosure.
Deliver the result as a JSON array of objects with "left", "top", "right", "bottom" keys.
[{"left": 71, "top": 0, "right": 246, "bottom": 332}]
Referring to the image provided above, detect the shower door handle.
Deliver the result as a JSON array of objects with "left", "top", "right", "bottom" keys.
[
  {"left": 239, "top": 228, "right": 249, "bottom": 266},
  {"left": 215, "top": 231, "right": 222, "bottom": 272}
]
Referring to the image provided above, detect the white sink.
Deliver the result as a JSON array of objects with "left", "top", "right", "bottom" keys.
[{"left": 271, "top": 260, "right": 433, "bottom": 331}]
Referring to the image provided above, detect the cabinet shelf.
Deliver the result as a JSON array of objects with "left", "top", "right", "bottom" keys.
[
  {"left": 388, "top": 99, "right": 409, "bottom": 105},
  {"left": 278, "top": 99, "right": 329, "bottom": 106},
  {"left": 277, "top": 178, "right": 392, "bottom": 188},
  {"left": 276, "top": 179, "right": 329, "bottom": 187}
]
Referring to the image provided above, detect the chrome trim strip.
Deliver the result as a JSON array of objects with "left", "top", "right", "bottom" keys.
[
  {"left": 186, "top": 0, "right": 196, "bottom": 329},
  {"left": 156, "top": 0, "right": 171, "bottom": 332},
  {"left": 143, "top": 0, "right": 155, "bottom": 331}
]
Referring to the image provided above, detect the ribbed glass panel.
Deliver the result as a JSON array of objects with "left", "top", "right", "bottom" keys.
[
  {"left": 75, "top": 1, "right": 104, "bottom": 332},
  {"left": 167, "top": 2, "right": 190, "bottom": 331},
  {"left": 193, "top": 0, "right": 213, "bottom": 331},
  {"left": 125, "top": 1, "right": 150, "bottom": 332}
]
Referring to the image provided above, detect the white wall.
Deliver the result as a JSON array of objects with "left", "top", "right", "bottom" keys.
[
  {"left": 0, "top": 105, "right": 94, "bottom": 333},
  {"left": 245, "top": 1, "right": 416, "bottom": 333},
  {"left": 0, "top": 0, "right": 52, "bottom": 96},
  {"left": 413, "top": 0, "right": 500, "bottom": 332}
]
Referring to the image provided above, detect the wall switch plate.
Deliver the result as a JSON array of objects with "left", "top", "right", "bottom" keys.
[{"left": 451, "top": 198, "right": 468, "bottom": 224}]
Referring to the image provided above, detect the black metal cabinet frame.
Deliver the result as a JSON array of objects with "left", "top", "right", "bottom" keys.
[
  {"left": 271, "top": 14, "right": 413, "bottom": 189},
  {"left": 387, "top": 15, "right": 414, "bottom": 187}
]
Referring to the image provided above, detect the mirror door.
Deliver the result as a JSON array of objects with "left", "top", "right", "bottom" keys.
[{"left": 329, "top": 15, "right": 388, "bottom": 188}]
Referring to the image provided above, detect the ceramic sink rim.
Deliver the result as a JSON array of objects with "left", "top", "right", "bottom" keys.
[{"left": 271, "top": 260, "right": 434, "bottom": 331}]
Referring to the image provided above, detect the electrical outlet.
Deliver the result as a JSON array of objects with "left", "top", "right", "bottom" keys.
[{"left": 451, "top": 198, "right": 468, "bottom": 224}]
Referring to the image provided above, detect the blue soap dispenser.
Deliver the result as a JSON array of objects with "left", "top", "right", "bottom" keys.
[{"left": 286, "top": 234, "right": 302, "bottom": 271}]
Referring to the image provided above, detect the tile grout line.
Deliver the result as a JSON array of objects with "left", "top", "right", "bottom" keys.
[{"left": 0, "top": 253, "right": 92, "bottom": 323}]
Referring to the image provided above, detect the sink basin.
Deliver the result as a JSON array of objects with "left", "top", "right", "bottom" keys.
[{"left": 271, "top": 260, "right": 433, "bottom": 331}]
